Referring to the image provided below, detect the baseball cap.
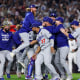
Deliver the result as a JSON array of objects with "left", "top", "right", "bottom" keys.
[
  {"left": 43, "top": 16, "right": 54, "bottom": 25},
  {"left": 29, "top": 4, "right": 38, "bottom": 8},
  {"left": 70, "top": 20, "right": 79, "bottom": 26},
  {"left": 56, "top": 17, "right": 64, "bottom": 23},
  {"left": 50, "top": 13, "right": 57, "bottom": 18},
  {"left": 31, "top": 21, "right": 42, "bottom": 28}
]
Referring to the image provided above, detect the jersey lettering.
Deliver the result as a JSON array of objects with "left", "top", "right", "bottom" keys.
[{"left": 1, "top": 34, "right": 9, "bottom": 41}]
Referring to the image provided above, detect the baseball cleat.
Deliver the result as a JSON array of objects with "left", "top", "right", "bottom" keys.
[
  {"left": 25, "top": 75, "right": 32, "bottom": 80},
  {"left": 18, "top": 61, "right": 25, "bottom": 68},
  {"left": 10, "top": 52, "right": 15, "bottom": 58},
  {"left": 60, "top": 78, "right": 65, "bottom": 80},
  {"left": 0, "top": 78, "right": 5, "bottom": 80},
  {"left": 7, "top": 73, "right": 11, "bottom": 78},
  {"left": 60, "top": 75, "right": 66, "bottom": 80},
  {"left": 43, "top": 75, "right": 48, "bottom": 80}
]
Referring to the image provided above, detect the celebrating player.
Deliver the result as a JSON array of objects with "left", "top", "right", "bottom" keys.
[
  {"left": 52, "top": 17, "right": 72, "bottom": 80},
  {"left": 60, "top": 20, "right": 80, "bottom": 73},
  {"left": 10, "top": 4, "right": 38, "bottom": 57},
  {"left": 0, "top": 24, "right": 13, "bottom": 80},
  {"left": 29, "top": 23, "right": 60, "bottom": 80},
  {"left": 68, "top": 38, "right": 77, "bottom": 73}
]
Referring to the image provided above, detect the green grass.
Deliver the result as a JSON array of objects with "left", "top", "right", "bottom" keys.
[{"left": 4, "top": 73, "right": 80, "bottom": 80}]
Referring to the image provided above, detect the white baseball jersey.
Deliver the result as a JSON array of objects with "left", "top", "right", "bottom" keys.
[
  {"left": 36, "top": 29, "right": 52, "bottom": 49},
  {"left": 72, "top": 28, "right": 80, "bottom": 47},
  {"left": 68, "top": 40, "right": 77, "bottom": 52}
]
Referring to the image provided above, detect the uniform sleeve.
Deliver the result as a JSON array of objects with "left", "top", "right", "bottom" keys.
[
  {"left": 71, "top": 32, "right": 79, "bottom": 38},
  {"left": 43, "top": 29, "right": 52, "bottom": 39},
  {"left": 50, "top": 39, "right": 54, "bottom": 47},
  {"left": 28, "top": 13, "right": 36, "bottom": 24},
  {"left": 52, "top": 26, "right": 61, "bottom": 34},
  {"left": 69, "top": 34, "right": 75, "bottom": 39},
  {"left": 52, "top": 25, "right": 64, "bottom": 34},
  {"left": 13, "top": 33, "right": 22, "bottom": 45}
]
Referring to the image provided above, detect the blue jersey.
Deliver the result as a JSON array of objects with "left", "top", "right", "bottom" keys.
[
  {"left": 52, "top": 24, "right": 69, "bottom": 48},
  {"left": 0, "top": 29, "right": 13, "bottom": 51},
  {"left": 43, "top": 26, "right": 55, "bottom": 39},
  {"left": 13, "top": 31, "right": 22, "bottom": 47},
  {"left": 19, "top": 12, "right": 36, "bottom": 33},
  {"left": 13, "top": 30, "right": 24, "bottom": 53},
  {"left": 43, "top": 25, "right": 56, "bottom": 48}
]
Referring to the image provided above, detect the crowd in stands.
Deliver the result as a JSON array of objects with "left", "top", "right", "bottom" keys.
[{"left": 0, "top": 0, "right": 80, "bottom": 29}]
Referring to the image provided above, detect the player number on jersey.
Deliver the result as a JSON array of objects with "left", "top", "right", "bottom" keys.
[{"left": 41, "top": 39, "right": 45, "bottom": 44}]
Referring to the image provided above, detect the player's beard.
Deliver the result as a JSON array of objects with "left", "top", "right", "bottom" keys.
[
  {"left": 43, "top": 24, "right": 47, "bottom": 27},
  {"left": 5, "top": 29, "right": 9, "bottom": 33},
  {"left": 71, "top": 27, "right": 75, "bottom": 31},
  {"left": 34, "top": 31, "right": 37, "bottom": 34}
]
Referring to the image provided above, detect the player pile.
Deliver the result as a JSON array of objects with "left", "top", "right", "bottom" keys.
[{"left": 0, "top": 4, "right": 80, "bottom": 80}]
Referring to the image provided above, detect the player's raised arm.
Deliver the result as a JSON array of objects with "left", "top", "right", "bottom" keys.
[
  {"left": 60, "top": 28, "right": 69, "bottom": 37},
  {"left": 60, "top": 20, "right": 79, "bottom": 39}
]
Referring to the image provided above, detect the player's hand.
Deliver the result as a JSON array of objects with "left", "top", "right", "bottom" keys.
[
  {"left": 65, "top": 28, "right": 69, "bottom": 32},
  {"left": 72, "top": 49, "right": 75, "bottom": 52},
  {"left": 51, "top": 47, "right": 56, "bottom": 54},
  {"left": 32, "top": 53, "right": 37, "bottom": 60},
  {"left": 60, "top": 28, "right": 65, "bottom": 33}
]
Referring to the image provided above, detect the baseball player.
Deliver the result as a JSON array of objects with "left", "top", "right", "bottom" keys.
[
  {"left": 38, "top": 16, "right": 56, "bottom": 79},
  {"left": 25, "top": 22, "right": 42, "bottom": 80},
  {"left": 13, "top": 23, "right": 40, "bottom": 78},
  {"left": 49, "top": 13, "right": 57, "bottom": 21},
  {"left": 13, "top": 24, "right": 28, "bottom": 78},
  {"left": 52, "top": 17, "right": 72, "bottom": 80},
  {"left": 18, "top": 31, "right": 38, "bottom": 76},
  {"left": 42, "top": 16, "right": 56, "bottom": 79},
  {"left": 29, "top": 23, "right": 60, "bottom": 80},
  {"left": 0, "top": 25, "right": 13, "bottom": 80},
  {"left": 10, "top": 4, "right": 38, "bottom": 57},
  {"left": 60, "top": 20, "right": 80, "bottom": 72},
  {"left": 68, "top": 39, "right": 77, "bottom": 73}
]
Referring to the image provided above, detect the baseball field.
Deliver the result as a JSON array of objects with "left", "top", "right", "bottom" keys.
[{"left": 4, "top": 73, "right": 80, "bottom": 80}]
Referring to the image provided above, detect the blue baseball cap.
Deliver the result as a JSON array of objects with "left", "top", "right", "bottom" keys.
[
  {"left": 29, "top": 4, "right": 37, "bottom": 8},
  {"left": 70, "top": 20, "right": 79, "bottom": 26},
  {"left": 31, "top": 21, "right": 42, "bottom": 28},
  {"left": 56, "top": 17, "right": 64, "bottom": 23},
  {"left": 43, "top": 16, "right": 54, "bottom": 25},
  {"left": 50, "top": 13, "right": 57, "bottom": 18}
]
